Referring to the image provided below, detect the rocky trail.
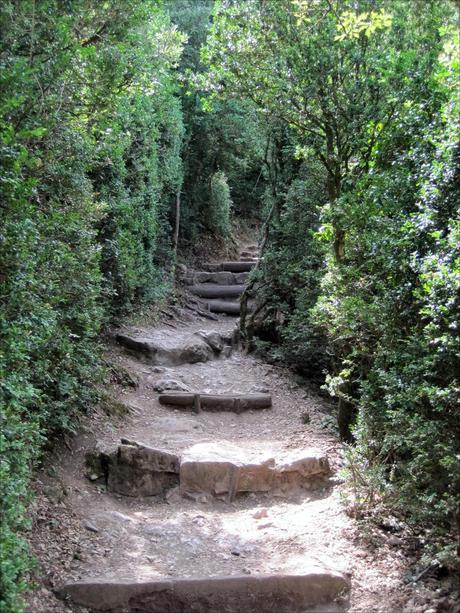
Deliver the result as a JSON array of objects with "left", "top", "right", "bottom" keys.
[{"left": 25, "top": 246, "right": 448, "bottom": 613}]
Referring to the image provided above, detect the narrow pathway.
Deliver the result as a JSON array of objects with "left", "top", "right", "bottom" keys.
[{"left": 26, "top": 246, "right": 421, "bottom": 612}]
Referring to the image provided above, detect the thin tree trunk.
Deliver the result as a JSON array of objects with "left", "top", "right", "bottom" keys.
[{"left": 173, "top": 190, "right": 181, "bottom": 255}]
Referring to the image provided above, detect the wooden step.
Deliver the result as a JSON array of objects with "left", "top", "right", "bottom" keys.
[
  {"left": 59, "top": 568, "right": 350, "bottom": 612},
  {"left": 222, "top": 261, "right": 256, "bottom": 272},
  {"left": 200, "top": 261, "right": 256, "bottom": 273},
  {"left": 189, "top": 284, "right": 245, "bottom": 299},
  {"left": 206, "top": 300, "right": 240, "bottom": 315},
  {"left": 159, "top": 392, "right": 272, "bottom": 413}
]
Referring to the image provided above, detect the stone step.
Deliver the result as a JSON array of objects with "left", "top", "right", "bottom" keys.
[
  {"left": 202, "top": 261, "right": 256, "bottom": 273},
  {"left": 189, "top": 284, "right": 245, "bottom": 299},
  {"left": 206, "top": 300, "right": 241, "bottom": 315},
  {"left": 180, "top": 442, "right": 330, "bottom": 500},
  {"left": 59, "top": 566, "right": 350, "bottom": 612},
  {"left": 158, "top": 392, "right": 272, "bottom": 413},
  {"left": 116, "top": 329, "right": 233, "bottom": 366},
  {"left": 185, "top": 271, "right": 249, "bottom": 286},
  {"left": 86, "top": 440, "right": 330, "bottom": 501},
  {"left": 86, "top": 441, "right": 180, "bottom": 497}
]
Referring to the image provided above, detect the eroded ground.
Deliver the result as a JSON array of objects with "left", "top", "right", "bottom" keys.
[{"left": 24, "top": 315, "right": 458, "bottom": 612}]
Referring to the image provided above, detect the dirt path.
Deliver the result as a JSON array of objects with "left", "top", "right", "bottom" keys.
[{"left": 23, "top": 251, "right": 452, "bottom": 612}]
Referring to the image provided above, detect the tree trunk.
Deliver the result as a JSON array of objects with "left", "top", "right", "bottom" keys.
[
  {"left": 173, "top": 190, "right": 180, "bottom": 255},
  {"left": 326, "top": 171, "right": 345, "bottom": 262}
]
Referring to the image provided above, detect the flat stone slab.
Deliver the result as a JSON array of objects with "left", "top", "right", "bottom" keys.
[
  {"left": 116, "top": 331, "right": 213, "bottom": 365},
  {"left": 58, "top": 567, "right": 350, "bottom": 612},
  {"left": 180, "top": 442, "right": 330, "bottom": 499},
  {"left": 158, "top": 392, "right": 272, "bottom": 413}
]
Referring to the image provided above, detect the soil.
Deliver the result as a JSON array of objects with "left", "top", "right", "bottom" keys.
[{"left": 23, "top": 300, "right": 459, "bottom": 612}]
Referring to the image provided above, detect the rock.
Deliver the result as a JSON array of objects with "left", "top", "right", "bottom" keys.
[
  {"left": 58, "top": 565, "right": 350, "bottom": 612},
  {"left": 195, "top": 330, "right": 224, "bottom": 353},
  {"left": 107, "top": 511, "right": 133, "bottom": 523},
  {"left": 43, "top": 483, "right": 67, "bottom": 503},
  {"left": 221, "top": 327, "right": 240, "bottom": 347},
  {"left": 209, "top": 271, "right": 236, "bottom": 285},
  {"left": 253, "top": 508, "right": 268, "bottom": 519},
  {"left": 152, "top": 379, "right": 191, "bottom": 393},
  {"left": 180, "top": 442, "right": 330, "bottom": 499},
  {"left": 103, "top": 441, "right": 180, "bottom": 497},
  {"left": 85, "top": 441, "right": 116, "bottom": 483},
  {"left": 193, "top": 271, "right": 212, "bottom": 283},
  {"left": 116, "top": 332, "right": 213, "bottom": 366},
  {"left": 165, "top": 486, "right": 181, "bottom": 504},
  {"left": 251, "top": 386, "right": 270, "bottom": 394},
  {"left": 83, "top": 521, "right": 99, "bottom": 533},
  {"left": 234, "top": 272, "right": 249, "bottom": 284},
  {"left": 192, "top": 270, "right": 240, "bottom": 285},
  {"left": 221, "top": 345, "right": 232, "bottom": 358}
]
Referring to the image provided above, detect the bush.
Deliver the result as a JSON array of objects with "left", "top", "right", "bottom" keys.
[
  {"left": 208, "top": 170, "right": 233, "bottom": 238},
  {"left": 0, "top": 2, "right": 184, "bottom": 608}
]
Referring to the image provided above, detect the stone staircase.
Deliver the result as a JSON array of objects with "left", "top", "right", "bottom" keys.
[
  {"left": 184, "top": 244, "right": 259, "bottom": 315},
  {"left": 58, "top": 244, "right": 351, "bottom": 612}
]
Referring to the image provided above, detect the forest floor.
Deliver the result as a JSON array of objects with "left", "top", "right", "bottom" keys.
[{"left": 23, "top": 241, "right": 458, "bottom": 613}]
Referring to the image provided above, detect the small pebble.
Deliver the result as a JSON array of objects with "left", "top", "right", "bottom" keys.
[{"left": 83, "top": 521, "right": 99, "bottom": 533}]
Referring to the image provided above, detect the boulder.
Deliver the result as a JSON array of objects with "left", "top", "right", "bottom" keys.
[
  {"left": 116, "top": 332, "right": 213, "bottom": 366},
  {"left": 58, "top": 567, "right": 350, "bottom": 612},
  {"left": 179, "top": 442, "right": 330, "bottom": 499},
  {"left": 105, "top": 441, "right": 180, "bottom": 497},
  {"left": 195, "top": 330, "right": 224, "bottom": 353},
  {"left": 152, "top": 379, "right": 191, "bottom": 393}
]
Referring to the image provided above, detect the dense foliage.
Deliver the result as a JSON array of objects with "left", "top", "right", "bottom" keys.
[
  {"left": 167, "top": 0, "right": 267, "bottom": 248},
  {"left": 202, "top": 0, "right": 460, "bottom": 556},
  {"left": 1, "top": 0, "right": 459, "bottom": 608},
  {"left": 0, "top": 2, "right": 185, "bottom": 609}
]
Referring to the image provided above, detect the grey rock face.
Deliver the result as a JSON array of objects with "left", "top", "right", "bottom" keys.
[{"left": 116, "top": 332, "right": 213, "bottom": 366}]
